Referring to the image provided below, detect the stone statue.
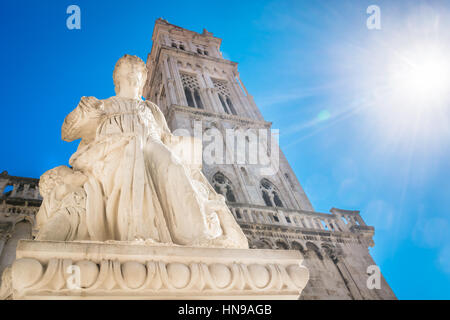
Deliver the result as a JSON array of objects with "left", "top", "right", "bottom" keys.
[
  {"left": 36, "top": 54, "right": 248, "bottom": 249},
  {"left": 1, "top": 53, "right": 308, "bottom": 301}
]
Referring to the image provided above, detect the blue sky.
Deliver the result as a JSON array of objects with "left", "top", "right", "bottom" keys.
[{"left": 1, "top": 0, "right": 449, "bottom": 299}]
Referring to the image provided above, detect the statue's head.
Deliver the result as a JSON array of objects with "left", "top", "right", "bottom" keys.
[
  {"left": 39, "top": 166, "right": 73, "bottom": 198},
  {"left": 39, "top": 166, "right": 87, "bottom": 198},
  {"left": 113, "top": 54, "right": 148, "bottom": 99}
]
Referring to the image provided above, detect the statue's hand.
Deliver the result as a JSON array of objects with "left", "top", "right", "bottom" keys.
[
  {"left": 79, "top": 96, "right": 103, "bottom": 112},
  {"left": 62, "top": 96, "right": 104, "bottom": 142}
]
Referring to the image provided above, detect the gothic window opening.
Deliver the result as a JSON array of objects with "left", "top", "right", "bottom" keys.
[
  {"left": 193, "top": 89, "right": 204, "bottom": 109},
  {"left": 306, "top": 242, "right": 323, "bottom": 260},
  {"left": 226, "top": 97, "right": 237, "bottom": 115},
  {"left": 276, "top": 240, "right": 289, "bottom": 250},
  {"left": 170, "top": 40, "right": 187, "bottom": 51},
  {"left": 180, "top": 73, "right": 203, "bottom": 109},
  {"left": 212, "top": 79, "right": 237, "bottom": 115},
  {"left": 184, "top": 87, "right": 195, "bottom": 108},
  {"left": 260, "top": 179, "right": 284, "bottom": 208},
  {"left": 262, "top": 190, "right": 272, "bottom": 207},
  {"left": 253, "top": 240, "right": 272, "bottom": 249},
  {"left": 218, "top": 94, "right": 229, "bottom": 114},
  {"left": 321, "top": 220, "right": 330, "bottom": 230},
  {"left": 291, "top": 241, "right": 305, "bottom": 254},
  {"left": 194, "top": 44, "right": 209, "bottom": 56},
  {"left": 2, "top": 185, "right": 13, "bottom": 196},
  {"left": 212, "top": 172, "right": 236, "bottom": 203},
  {"left": 273, "top": 193, "right": 283, "bottom": 207}
]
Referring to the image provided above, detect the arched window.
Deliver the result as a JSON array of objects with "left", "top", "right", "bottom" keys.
[
  {"left": 273, "top": 193, "right": 283, "bottom": 207},
  {"left": 306, "top": 242, "right": 323, "bottom": 260},
  {"left": 181, "top": 73, "right": 203, "bottom": 109},
  {"left": 226, "top": 97, "right": 237, "bottom": 115},
  {"left": 212, "top": 172, "right": 236, "bottom": 203},
  {"left": 193, "top": 89, "right": 204, "bottom": 109},
  {"left": 260, "top": 179, "right": 284, "bottom": 208},
  {"left": 291, "top": 241, "right": 305, "bottom": 254},
  {"left": 262, "top": 190, "right": 272, "bottom": 207},
  {"left": 212, "top": 79, "right": 238, "bottom": 116},
  {"left": 218, "top": 94, "right": 229, "bottom": 114},
  {"left": 275, "top": 240, "right": 289, "bottom": 250},
  {"left": 184, "top": 87, "right": 194, "bottom": 108},
  {"left": 2, "top": 185, "right": 13, "bottom": 196},
  {"left": 252, "top": 239, "right": 272, "bottom": 249}
]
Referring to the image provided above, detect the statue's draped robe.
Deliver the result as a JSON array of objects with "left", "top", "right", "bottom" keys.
[{"left": 64, "top": 97, "right": 224, "bottom": 244}]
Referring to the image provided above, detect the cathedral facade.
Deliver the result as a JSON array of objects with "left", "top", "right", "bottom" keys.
[{"left": 0, "top": 19, "right": 396, "bottom": 299}]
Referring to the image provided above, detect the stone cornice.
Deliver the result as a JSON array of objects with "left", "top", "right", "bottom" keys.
[
  {"left": 158, "top": 45, "right": 237, "bottom": 68},
  {"left": 229, "top": 202, "right": 336, "bottom": 219},
  {"left": 0, "top": 172, "right": 39, "bottom": 184},
  {"left": 152, "top": 18, "right": 222, "bottom": 45},
  {"left": 239, "top": 222, "right": 366, "bottom": 240},
  {"left": 167, "top": 104, "right": 272, "bottom": 128}
]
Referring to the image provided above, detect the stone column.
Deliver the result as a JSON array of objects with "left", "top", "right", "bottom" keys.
[
  {"left": 162, "top": 56, "right": 178, "bottom": 105},
  {"left": 354, "top": 214, "right": 366, "bottom": 226},
  {"left": 0, "top": 235, "right": 8, "bottom": 261},
  {"left": 168, "top": 57, "right": 184, "bottom": 106},
  {"left": 10, "top": 184, "right": 19, "bottom": 197}
]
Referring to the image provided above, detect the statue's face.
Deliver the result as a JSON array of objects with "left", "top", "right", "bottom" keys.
[{"left": 115, "top": 61, "right": 146, "bottom": 93}]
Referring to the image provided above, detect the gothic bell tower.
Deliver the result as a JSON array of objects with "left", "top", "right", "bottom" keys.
[{"left": 144, "top": 18, "right": 313, "bottom": 214}]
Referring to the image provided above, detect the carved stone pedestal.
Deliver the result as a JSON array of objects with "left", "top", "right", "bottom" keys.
[{"left": 2, "top": 240, "right": 309, "bottom": 300}]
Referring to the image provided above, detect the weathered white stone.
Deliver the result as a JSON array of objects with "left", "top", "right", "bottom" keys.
[
  {"left": 35, "top": 54, "right": 248, "bottom": 250},
  {"left": 4, "top": 240, "right": 308, "bottom": 300}
]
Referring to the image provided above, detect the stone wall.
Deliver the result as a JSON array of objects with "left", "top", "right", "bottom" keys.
[{"left": 0, "top": 171, "right": 39, "bottom": 279}]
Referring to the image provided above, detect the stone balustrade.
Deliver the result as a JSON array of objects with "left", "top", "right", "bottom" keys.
[{"left": 227, "top": 203, "right": 371, "bottom": 235}]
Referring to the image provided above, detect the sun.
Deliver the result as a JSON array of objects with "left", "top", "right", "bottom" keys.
[{"left": 387, "top": 45, "right": 450, "bottom": 108}]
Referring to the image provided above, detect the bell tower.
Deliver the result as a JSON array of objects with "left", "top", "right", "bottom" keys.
[{"left": 144, "top": 18, "right": 313, "bottom": 213}]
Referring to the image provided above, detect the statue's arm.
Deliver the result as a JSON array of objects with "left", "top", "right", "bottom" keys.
[{"left": 62, "top": 96, "right": 104, "bottom": 143}]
